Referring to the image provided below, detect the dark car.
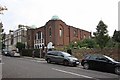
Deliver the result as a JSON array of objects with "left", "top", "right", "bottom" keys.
[
  {"left": 81, "top": 54, "right": 120, "bottom": 74},
  {"left": 2, "top": 50, "right": 11, "bottom": 56},
  {"left": 45, "top": 51, "right": 80, "bottom": 67}
]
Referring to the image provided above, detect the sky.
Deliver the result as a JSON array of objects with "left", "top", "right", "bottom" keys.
[{"left": 0, "top": 0, "right": 119, "bottom": 36}]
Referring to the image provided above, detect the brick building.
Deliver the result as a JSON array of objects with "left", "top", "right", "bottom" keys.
[{"left": 27, "top": 16, "right": 91, "bottom": 49}]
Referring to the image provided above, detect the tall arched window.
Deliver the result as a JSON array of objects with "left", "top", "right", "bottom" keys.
[
  {"left": 84, "top": 34, "right": 86, "bottom": 39},
  {"left": 38, "top": 31, "right": 41, "bottom": 39},
  {"left": 49, "top": 28, "right": 52, "bottom": 37},
  {"left": 59, "top": 28, "right": 62, "bottom": 37}
]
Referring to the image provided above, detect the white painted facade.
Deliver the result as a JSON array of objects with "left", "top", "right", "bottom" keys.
[
  {"left": 4, "top": 26, "right": 27, "bottom": 51},
  {"left": 34, "top": 32, "right": 44, "bottom": 49}
]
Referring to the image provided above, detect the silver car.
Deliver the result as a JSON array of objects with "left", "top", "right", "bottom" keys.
[
  {"left": 45, "top": 51, "right": 80, "bottom": 67},
  {"left": 10, "top": 50, "right": 20, "bottom": 57}
]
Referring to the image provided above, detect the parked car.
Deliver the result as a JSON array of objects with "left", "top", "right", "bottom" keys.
[
  {"left": 10, "top": 50, "right": 20, "bottom": 57},
  {"left": 45, "top": 51, "right": 80, "bottom": 67},
  {"left": 81, "top": 54, "right": 120, "bottom": 74},
  {"left": 2, "top": 50, "right": 11, "bottom": 56}
]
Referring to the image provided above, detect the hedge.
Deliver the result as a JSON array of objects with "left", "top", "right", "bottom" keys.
[{"left": 21, "top": 49, "right": 45, "bottom": 58}]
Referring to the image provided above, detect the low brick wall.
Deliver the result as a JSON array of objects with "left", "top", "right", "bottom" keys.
[{"left": 71, "top": 48, "right": 119, "bottom": 61}]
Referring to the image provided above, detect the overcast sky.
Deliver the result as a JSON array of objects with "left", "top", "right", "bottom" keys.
[{"left": 0, "top": 0, "right": 119, "bottom": 36}]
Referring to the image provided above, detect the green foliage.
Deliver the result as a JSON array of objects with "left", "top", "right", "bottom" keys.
[
  {"left": 77, "top": 38, "right": 97, "bottom": 48},
  {"left": 93, "top": 20, "right": 110, "bottom": 49},
  {"left": 67, "top": 38, "right": 97, "bottom": 49},
  {"left": 113, "top": 30, "right": 120, "bottom": 48},
  {"left": 113, "top": 30, "right": 120, "bottom": 43},
  {"left": 83, "top": 38, "right": 97, "bottom": 48},
  {"left": 106, "top": 38, "right": 117, "bottom": 48},
  {"left": 16, "top": 42, "right": 25, "bottom": 52},
  {"left": 67, "top": 42, "right": 74, "bottom": 49}
]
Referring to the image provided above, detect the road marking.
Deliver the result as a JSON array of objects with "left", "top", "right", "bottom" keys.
[{"left": 52, "top": 68, "right": 93, "bottom": 79}]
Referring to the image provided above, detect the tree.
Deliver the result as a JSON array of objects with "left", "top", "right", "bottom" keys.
[
  {"left": 0, "top": 5, "right": 7, "bottom": 50},
  {"left": 113, "top": 30, "right": 120, "bottom": 48},
  {"left": 83, "top": 38, "right": 97, "bottom": 48},
  {"left": 16, "top": 42, "right": 25, "bottom": 52},
  {"left": 106, "top": 37, "right": 116, "bottom": 48},
  {"left": 93, "top": 20, "right": 110, "bottom": 49},
  {"left": 113, "top": 30, "right": 120, "bottom": 43},
  {"left": 0, "top": 6, "right": 7, "bottom": 14}
]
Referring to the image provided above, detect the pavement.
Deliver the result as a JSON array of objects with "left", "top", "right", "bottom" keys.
[{"left": 21, "top": 56, "right": 45, "bottom": 61}]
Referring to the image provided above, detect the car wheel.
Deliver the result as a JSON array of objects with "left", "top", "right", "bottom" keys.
[
  {"left": 63, "top": 60, "right": 69, "bottom": 66},
  {"left": 47, "top": 58, "right": 51, "bottom": 63},
  {"left": 83, "top": 63, "right": 89, "bottom": 69},
  {"left": 115, "top": 67, "right": 120, "bottom": 74}
]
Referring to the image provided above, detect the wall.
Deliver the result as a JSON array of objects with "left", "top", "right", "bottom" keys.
[{"left": 72, "top": 48, "right": 119, "bottom": 61}]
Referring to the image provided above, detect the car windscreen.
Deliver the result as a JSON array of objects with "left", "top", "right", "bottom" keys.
[
  {"left": 104, "top": 55, "right": 116, "bottom": 62},
  {"left": 62, "top": 52, "right": 72, "bottom": 57}
]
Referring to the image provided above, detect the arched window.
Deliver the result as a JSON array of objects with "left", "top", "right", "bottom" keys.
[
  {"left": 49, "top": 28, "right": 52, "bottom": 37},
  {"left": 74, "top": 30, "right": 76, "bottom": 36},
  {"left": 59, "top": 28, "right": 62, "bottom": 37},
  {"left": 84, "top": 34, "right": 86, "bottom": 39},
  {"left": 38, "top": 31, "right": 41, "bottom": 39}
]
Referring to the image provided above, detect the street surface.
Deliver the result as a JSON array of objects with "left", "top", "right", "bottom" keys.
[{"left": 2, "top": 56, "right": 120, "bottom": 80}]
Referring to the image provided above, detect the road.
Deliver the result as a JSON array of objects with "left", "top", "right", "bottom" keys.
[{"left": 2, "top": 56, "right": 120, "bottom": 80}]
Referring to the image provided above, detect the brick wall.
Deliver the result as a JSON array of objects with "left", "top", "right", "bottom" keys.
[{"left": 72, "top": 48, "right": 120, "bottom": 61}]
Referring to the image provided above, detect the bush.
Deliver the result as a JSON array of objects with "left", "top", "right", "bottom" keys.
[{"left": 21, "top": 49, "right": 41, "bottom": 58}]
